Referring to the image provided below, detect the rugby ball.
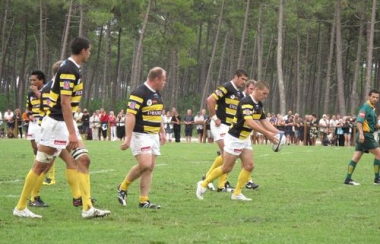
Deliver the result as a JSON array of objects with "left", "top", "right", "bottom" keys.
[{"left": 271, "top": 132, "right": 286, "bottom": 152}]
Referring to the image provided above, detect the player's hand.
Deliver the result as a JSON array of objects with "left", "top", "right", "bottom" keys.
[
  {"left": 160, "top": 132, "right": 166, "bottom": 145},
  {"left": 267, "top": 132, "right": 279, "bottom": 144},
  {"left": 214, "top": 119, "right": 221, "bottom": 127},
  {"left": 67, "top": 133, "right": 79, "bottom": 151},
  {"left": 358, "top": 134, "right": 364, "bottom": 143},
  {"left": 120, "top": 137, "right": 131, "bottom": 151}
]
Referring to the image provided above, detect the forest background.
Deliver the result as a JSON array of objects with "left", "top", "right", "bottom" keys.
[{"left": 0, "top": 0, "right": 379, "bottom": 117}]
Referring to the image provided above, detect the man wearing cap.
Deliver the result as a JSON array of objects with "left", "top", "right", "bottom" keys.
[{"left": 319, "top": 114, "right": 329, "bottom": 145}]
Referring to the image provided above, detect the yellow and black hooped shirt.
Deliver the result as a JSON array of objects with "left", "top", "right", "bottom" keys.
[
  {"left": 228, "top": 95, "right": 265, "bottom": 140},
  {"left": 26, "top": 89, "right": 42, "bottom": 124},
  {"left": 212, "top": 81, "right": 244, "bottom": 126},
  {"left": 48, "top": 58, "right": 83, "bottom": 121},
  {"left": 127, "top": 83, "right": 163, "bottom": 134}
]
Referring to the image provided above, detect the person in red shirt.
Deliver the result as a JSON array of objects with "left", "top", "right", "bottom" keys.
[{"left": 99, "top": 108, "right": 109, "bottom": 141}]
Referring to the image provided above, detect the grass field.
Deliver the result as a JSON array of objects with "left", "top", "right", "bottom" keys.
[{"left": 0, "top": 139, "right": 379, "bottom": 244}]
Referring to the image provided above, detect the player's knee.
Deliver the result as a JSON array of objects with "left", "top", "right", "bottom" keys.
[
  {"left": 71, "top": 148, "right": 89, "bottom": 161},
  {"left": 35, "top": 151, "right": 54, "bottom": 164}
]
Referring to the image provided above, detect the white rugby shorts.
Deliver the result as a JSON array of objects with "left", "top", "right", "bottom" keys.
[
  {"left": 223, "top": 133, "right": 252, "bottom": 156},
  {"left": 26, "top": 120, "right": 40, "bottom": 141},
  {"left": 39, "top": 116, "right": 82, "bottom": 150},
  {"left": 210, "top": 120, "right": 229, "bottom": 142},
  {"left": 130, "top": 132, "right": 160, "bottom": 156}
]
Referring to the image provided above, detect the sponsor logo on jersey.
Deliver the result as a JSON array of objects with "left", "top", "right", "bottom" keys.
[
  {"left": 244, "top": 108, "right": 251, "bottom": 115},
  {"left": 147, "top": 99, "right": 152, "bottom": 106},
  {"left": 63, "top": 80, "right": 70, "bottom": 90},
  {"left": 129, "top": 101, "right": 136, "bottom": 109},
  {"left": 359, "top": 111, "right": 365, "bottom": 118}
]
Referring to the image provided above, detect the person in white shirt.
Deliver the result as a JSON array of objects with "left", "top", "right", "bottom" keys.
[{"left": 194, "top": 111, "right": 205, "bottom": 143}]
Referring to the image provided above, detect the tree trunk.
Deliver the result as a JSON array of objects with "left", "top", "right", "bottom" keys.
[
  {"left": 256, "top": 3, "right": 263, "bottom": 81},
  {"left": 237, "top": 0, "right": 250, "bottom": 68},
  {"left": 350, "top": 2, "right": 366, "bottom": 114},
  {"left": 335, "top": 0, "right": 347, "bottom": 115},
  {"left": 323, "top": 12, "right": 336, "bottom": 115},
  {"left": 131, "top": 0, "right": 151, "bottom": 90},
  {"left": 364, "top": 0, "right": 376, "bottom": 96},
  {"left": 276, "top": 0, "right": 286, "bottom": 115},
  {"left": 200, "top": 0, "right": 225, "bottom": 110},
  {"left": 60, "top": 0, "right": 73, "bottom": 60}
]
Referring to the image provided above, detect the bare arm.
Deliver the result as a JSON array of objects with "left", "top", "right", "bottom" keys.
[
  {"left": 61, "top": 94, "right": 77, "bottom": 150},
  {"left": 120, "top": 113, "right": 135, "bottom": 150}
]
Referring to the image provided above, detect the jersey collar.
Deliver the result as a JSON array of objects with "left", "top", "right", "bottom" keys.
[
  {"left": 144, "top": 81, "right": 156, "bottom": 92},
  {"left": 249, "top": 94, "right": 259, "bottom": 104},
  {"left": 68, "top": 57, "right": 81, "bottom": 68}
]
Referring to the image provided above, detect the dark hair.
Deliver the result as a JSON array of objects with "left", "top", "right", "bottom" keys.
[
  {"left": 235, "top": 69, "right": 248, "bottom": 78},
  {"left": 31, "top": 70, "right": 46, "bottom": 84},
  {"left": 368, "top": 89, "right": 380, "bottom": 96},
  {"left": 70, "top": 37, "right": 91, "bottom": 55}
]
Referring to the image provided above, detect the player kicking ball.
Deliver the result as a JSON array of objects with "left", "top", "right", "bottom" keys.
[{"left": 196, "top": 81, "right": 279, "bottom": 201}]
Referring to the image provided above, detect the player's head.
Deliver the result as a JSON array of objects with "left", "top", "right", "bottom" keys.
[
  {"left": 244, "top": 79, "right": 256, "bottom": 95},
  {"left": 52, "top": 60, "right": 63, "bottom": 76},
  {"left": 368, "top": 89, "right": 380, "bottom": 105},
  {"left": 252, "top": 80, "right": 270, "bottom": 101},
  {"left": 30, "top": 70, "right": 46, "bottom": 87},
  {"left": 147, "top": 67, "right": 166, "bottom": 91},
  {"left": 70, "top": 37, "right": 91, "bottom": 62},
  {"left": 233, "top": 69, "right": 248, "bottom": 89}
]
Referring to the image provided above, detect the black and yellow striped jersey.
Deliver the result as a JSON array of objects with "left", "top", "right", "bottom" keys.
[
  {"left": 26, "top": 90, "right": 42, "bottom": 123},
  {"left": 228, "top": 95, "right": 265, "bottom": 140},
  {"left": 39, "top": 79, "right": 53, "bottom": 121},
  {"left": 127, "top": 83, "right": 163, "bottom": 134},
  {"left": 211, "top": 81, "right": 244, "bottom": 126},
  {"left": 48, "top": 58, "right": 83, "bottom": 121}
]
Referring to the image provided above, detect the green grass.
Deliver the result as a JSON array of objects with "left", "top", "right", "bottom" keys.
[{"left": 0, "top": 139, "right": 379, "bottom": 243}]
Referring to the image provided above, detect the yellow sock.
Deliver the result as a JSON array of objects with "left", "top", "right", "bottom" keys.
[
  {"left": 139, "top": 196, "right": 149, "bottom": 203},
  {"left": 206, "top": 155, "right": 223, "bottom": 177},
  {"left": 65, "top": 169, "right": 81, "bottom": 199},
  {"left": 120, "top": 178, "right": 132, "bottom": 191},
  {"left": 218, "top": 173, "right": 228, "bottom": 189},
  {"left": 202, "top": 167, "right": 224, "bottom": 188},
  {"left": 31, "top": 173, "right": 46, "bottom": 200},
  {"left": 48, "top": 162, "right": 55, "bottom": 181},
  {"left": 233, "top": 168, "right": 251, "bottom": 195},
  {"left": 16, "top": 170, "right": 39, "bottom": 210},
  {"left": 77, "top": 172, "right": 92, "bottom": 211}
]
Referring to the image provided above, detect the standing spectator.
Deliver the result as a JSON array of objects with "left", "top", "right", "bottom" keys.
[
  {"left": 284, "top": 115, "right": 294, "bottom": 145},
  {"left": 194, "top": 111, "right": 205, "bottom": 143},
  {"left": 109, "top": 111, "right": 117, "bottom": 141},
  {"left": 116, "top": 110, "right": 126, "bottom": 141},
  {"left": 4, "top": 108, "right": 15, "bottom": 136},
  {"left": 309, "top": 114, "right": 318, "bottom": 146},
  {"left": 163, "top": 110, "right": 173, "bottom": 142},
  {"left": 74, "top": 107, "right": 83, "bottom": 134},
  {"left": 22, "top": 109, "right": 30, "bottom": 139},
  {"left": 329, "top": 115, "right": 338, "bottom": 145},
  {"left": 81, "top": 109, "right": 90, "bottom": 139},
  {"left": 90, "top": 110, "right": 100, "bottom": 140},
  {"left": 343, "top": 89, "right": 380, "bottom": 185},
  {"left": 117, "top": 67, "right": 167, "bottom": 209},
  {"left": 183, "top": 109, "right": 194, "bottom": 143},
  {"left": 14, "top": 108, "right": 23, "bottom": 138},
  {"left": 342, "top": 116, "right": 353, "bottom": 146},
  {"left": 172, "top": 110, "right": 181, "bottom": 143},
  {"left": 335, "top": 118, "right": 345, "bottom": 146},
  {"left": 293, "top": 113, "right": 302, "bottom": 145},
  {"left": 319, "top": 114, "right": 329, "bottom": 145},
  {"left": 100, "top": 108, "right": 109, "bottom": 141}
]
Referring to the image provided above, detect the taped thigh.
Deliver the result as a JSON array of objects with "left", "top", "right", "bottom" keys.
[{"left": 71, "top": 147, "right": 89, "bottom": 160}]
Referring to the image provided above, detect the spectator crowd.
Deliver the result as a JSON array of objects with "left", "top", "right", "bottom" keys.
[{"left": 0, "top": 107, "right": 371, "bottom": 147}]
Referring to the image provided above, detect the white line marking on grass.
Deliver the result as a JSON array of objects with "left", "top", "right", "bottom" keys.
[
  {"left": 155, "top": 164, "right": 168, "bottom": 166},
  {"left": 0, "top": 179, "right": 21, "bottom": 184},
  {"left": 90, "top": 169, "right": 115, "bottom": 174},
  {"left": 5, "top": 195, "right": 19, "bottom": 198}
]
